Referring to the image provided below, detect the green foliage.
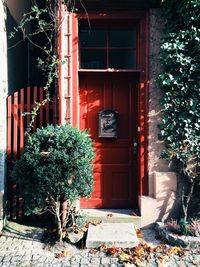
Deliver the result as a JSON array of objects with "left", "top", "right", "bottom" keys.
[
  {"left": 12, "top": 124, "right": 95, "bottom": 216},
  {"left": 159, "top": 0, "right": 200, "bottom": 173},
  {"left": 159, "top": 0, "right": 200, "bottom": 219}
]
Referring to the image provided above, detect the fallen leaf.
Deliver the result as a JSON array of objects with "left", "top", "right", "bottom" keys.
[
  {"left": 55, "top": 250, "right": 70, "bottom": 258},
  {"left": 130, "top": 212, "right": 137, "bottom": 216},
  {"left": 81, "top": 226, "right": 88, "bottom": 232},
  {"left": 90, "top": 220, "right": 102, "bottom": 226},
  {"left": 167, "top": 246, "right": 183, "bottom": 257},
  {"left": 63, "top": 250, "right": 71, "bottom": 257},
  {"left": 156, "top": 255, "right": 168, "bottom": 267},
  {"left": 99, "top": 244, "right": 107, "bottom": 252},
  {"left": 124, "top": 263, "right": 135, "bottom": 267},
  {"left": 107, "top": 247, "right": 121, "bottom": 255},
  {"left": 136, "top": 229, "right": 143, "bottom": 238},
  {"left": 192, "top": 260, "right": 199, "bottom": 265},
  {"left": 107, "top": 213, "right": 113, "bottom": 217},
  {"left": 119, "top": 252, "right": 131, "bottom": 262}
]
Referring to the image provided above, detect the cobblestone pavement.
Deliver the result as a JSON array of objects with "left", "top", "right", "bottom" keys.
[{"left": 0, "top": 222, "right": 200, "bottom": 267}]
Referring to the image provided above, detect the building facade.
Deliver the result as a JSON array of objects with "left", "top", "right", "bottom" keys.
[{"left": 0, "top": 0, "right": 177, "bottom": 229}]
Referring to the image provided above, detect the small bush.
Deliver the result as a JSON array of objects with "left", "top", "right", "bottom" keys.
[
  {"left": 166, "top": 219, "right": 181, "bottom": 234},
  {"left": 12, "top": 124, "right": 95, "bottom": 240},
  {"left": 188, "top": 218, "right": 200, "bottom": 237},
  {"left": 166, "top": 218, "right": 200, "bottom": 237}
]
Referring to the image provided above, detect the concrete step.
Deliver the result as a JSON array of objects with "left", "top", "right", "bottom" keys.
[
  {"left": 82, "top": 209, "right": 141, "bottom": 228},
  {"left": 86, "top": 222, "right": 139, "bottom": 248}
]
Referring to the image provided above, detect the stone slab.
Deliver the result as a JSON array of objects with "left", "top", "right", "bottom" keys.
[
  {"left": 83, "top": 209, "right": 141, "bottom": 228},
  {"left": 86, "top": 223, "right": 138, "bottom": 248}
]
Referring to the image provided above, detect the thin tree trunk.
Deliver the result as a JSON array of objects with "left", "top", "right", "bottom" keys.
[
  {"left": 182, "top": 179, "right": 195, "bottom": 221},
  {"left": 61, "top": 199, "right": 68, "bottom": 227},
  {"left": 55, "top": 201, "right": 62, "bottom": 242}
]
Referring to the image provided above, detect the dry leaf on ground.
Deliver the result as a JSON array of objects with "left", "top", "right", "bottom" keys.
[
  {"left": 55, "top": 250, "right": 71, "bottom": 258},
  {"left": 90, "top": 220, "right": 102, "bottom": 226},
  {"left": 119, "top": 252, "right": 131, "bottom": 262},
  {"left": 99, "top": 243, "right": 107, "bottom": 252},
  {"left": 136, "top": 229, "right": 143, "bottom": 238},
  {"left": 107, "top": 213, "right": 113, "bottom": 217},
  {"left": 124, "top": 263, "right": 135, "bottom": 267},
  {"left": 106, "top": 247, "right": 121, "bottom": 255},
  {"left": 130, "top": 212, "right": 137, "bottom": 216},
  {"left": 192, "top": 259, "right": 199, "bottom": 265}
]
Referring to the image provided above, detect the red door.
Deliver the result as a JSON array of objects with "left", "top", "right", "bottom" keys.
[{"left": 80, "top": 73, "right": 138, "bottom": 208}]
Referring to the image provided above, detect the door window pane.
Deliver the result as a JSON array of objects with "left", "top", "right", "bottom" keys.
[
  {"left": 80, "top": 29, "right": 106, "bottom": 47},
  {"left": 81, "top": 50, "right": 107, "bottom": 69},
  {"left": 109, "top": 30, "right": 136, "bottom": 48},
  {"left": 109, "top": 50, "right": 136, "bottom": 69}
]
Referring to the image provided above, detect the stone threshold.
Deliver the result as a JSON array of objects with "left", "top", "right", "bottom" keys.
[{"left": 82, "top": 209, "right": 141, "bottom": 228}]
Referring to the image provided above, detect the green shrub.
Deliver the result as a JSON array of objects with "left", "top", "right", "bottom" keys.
[{"left": 12, "top": 124, "right": 95, "bottom": 240}]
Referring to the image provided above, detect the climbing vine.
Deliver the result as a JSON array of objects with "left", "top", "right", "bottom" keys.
[
  {"left": 159, "top": 0, "right": 200, "bottom": 220},
  {"left": 8, "top": 0, "right": 84, "bottom": 134}
]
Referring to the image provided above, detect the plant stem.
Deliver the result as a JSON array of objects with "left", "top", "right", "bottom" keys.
[{"left": 55, "top": 201, "right": 62, "bottom": 242}]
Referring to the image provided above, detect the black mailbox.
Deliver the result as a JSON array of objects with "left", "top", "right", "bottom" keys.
[{"left": 99, "top": 109, "right": 118, "bottom": 138}]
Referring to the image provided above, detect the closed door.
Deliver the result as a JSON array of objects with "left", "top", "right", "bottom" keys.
[{"left": 79, "top": 73, "right": 138, "bottom": 208}]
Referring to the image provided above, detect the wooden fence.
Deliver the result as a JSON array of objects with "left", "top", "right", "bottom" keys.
[{"left": 7, "top": 86, "right": 57, "bottom": 220}]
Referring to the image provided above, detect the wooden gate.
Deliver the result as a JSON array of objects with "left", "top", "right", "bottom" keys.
[{"left": 7, "top": 86, "right": 57, "bottom": 220}]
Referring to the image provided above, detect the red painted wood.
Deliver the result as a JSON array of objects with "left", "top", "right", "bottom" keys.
[
  {"left": 18, "top": 90, "right": 24, "bottom": 220},
  {"left": 33, "top": 86, "right": 38, "bottom": 130},
  {"left": 78, "top": 10, "right": 148, "bottom": 20},
  {"left": 138, "top": 11, "right": 149, "bottom": 196},
  {"left": 39, "top": 87, "right": 44, "bottom": 127},
  {"left": 20, "top": 88, "right": 24, "bottom": 155},
  {"left": 72, "top": 13, "right": 79, "bottom": 127},
  {"left": 80, "top": 73, "right": 138, "bottom": 208},
  {"left": 7, "top": 95, "right": 12, "bottom": 157},
  {"left": 7, "top": 86, "right": 57, "bottom": 220},
  {"left": 27, "top": 86, "right": 31, "bottom": 127},
  {"left": 53, "top": 95, "right": 56, "bottom": 125},
  {"left": 13, "top": 91, "right": 18, "bottom": 160},
  {"left": 45, "top": 98, "right": 49, "bottom": 126}
]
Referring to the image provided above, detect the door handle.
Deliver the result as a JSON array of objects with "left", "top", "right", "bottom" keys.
[{"left": 133, "top": 139, "right": 138, "bottom": 156}]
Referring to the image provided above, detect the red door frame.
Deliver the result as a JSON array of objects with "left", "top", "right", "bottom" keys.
[{"left": 71, "top": 10, "right": 149, "bottom": 202}]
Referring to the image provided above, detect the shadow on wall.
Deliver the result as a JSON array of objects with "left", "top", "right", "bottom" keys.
[
  {"left": 6, "top": 6, "right": 29, "bottom": 95},
  {"left": 155, "top": 173, "right": 178, "bottom": 221}
]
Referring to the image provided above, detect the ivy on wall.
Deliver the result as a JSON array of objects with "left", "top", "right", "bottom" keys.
[{"left": 159, "top": 0, "right": 200, "bottom": 219}]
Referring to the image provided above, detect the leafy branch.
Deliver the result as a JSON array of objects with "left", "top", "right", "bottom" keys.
[{"left": 159, "top": 0, "right": 200, "bottom": 220}]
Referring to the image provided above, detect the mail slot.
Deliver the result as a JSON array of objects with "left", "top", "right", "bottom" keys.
[{"left": 99, "top": 109, "right": 118, "bottom": 138}]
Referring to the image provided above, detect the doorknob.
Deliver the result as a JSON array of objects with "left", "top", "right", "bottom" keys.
[{"left": 133, "top": 138, "right": 138, "bottom": 156}]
